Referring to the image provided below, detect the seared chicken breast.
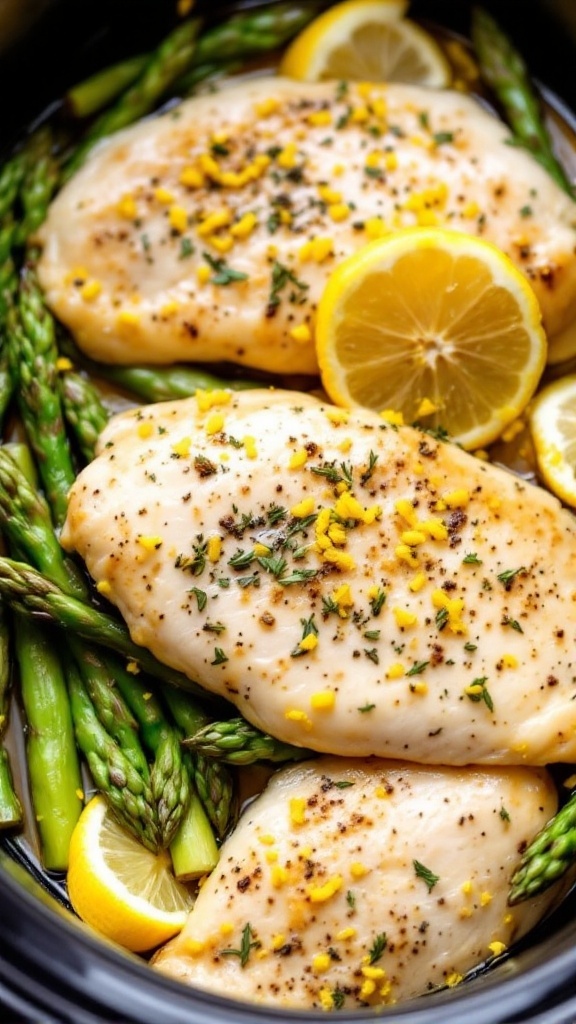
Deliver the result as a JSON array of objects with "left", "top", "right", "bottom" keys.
[
  {"left": 154, "top": 756, "right": 558, "bottom": 1010},
  {"left": 37, "top": 77, "right": 576, "bottom": 374},
  {"left": 62, "top": 389, "right": 576, "bottom": 765}
]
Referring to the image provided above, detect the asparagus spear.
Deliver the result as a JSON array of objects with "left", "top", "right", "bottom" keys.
[
  {"left": 57, "top": 332, "right": 260, "bottom": 403},
  {"left": 65, "top": 55, "right": 149, "bottom": 119},
  {"left": 164, "top": 686, "right": 235, "bottom": 840},
  {"left": 58, "top": 369, "right": 110, "bottom": 463},
  {"left": 14, "top": 614, "right": 83, "bottom": 869},
  {"left": 65, "top": 658, "right": 161, "bottom": 852},
  {"left": 63, "top": 18, "right": 202, "bottom": 179},
  {"left": 169, "top": 786, "right": 219, "bottom": 881},
  {"left": 0, "top": 603, "right": 22, "bottom": 829},
  {"left": 508, "top": 791, "right": 576, "bottom": 904},
  {"left": 8, "top": 267, "right": 76, "bottom": 529},
  {"left": 471, "top": 7, "right": 575, "bottom": 198},
  {"left": 0, "top": 153, "right": 26, "bottom": 222},
  {"left": 191, "top": 3, "right": 322, "bottom": 65},
  {"left": 183, "top": 717, "right": 312, "bottom": 766},
  {"left": 0, "top": 556, "right": 216, "bottom": 698},
  {"left": 14, "top": 126, "right": 60, "bottom": 245}
]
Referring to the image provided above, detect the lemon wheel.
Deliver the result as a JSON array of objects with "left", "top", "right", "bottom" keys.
[
  {"left": 529, "top": 375, "right": 576, "bottom": 506},
  {"left": 280, "top": 0, "right": 451, "bottom": 87},
  {"left": 67, "top": 795, "right": 194, "bottom": 952},
  {"left": 315, "top": 228, "right": 547, "bottom": 450}
]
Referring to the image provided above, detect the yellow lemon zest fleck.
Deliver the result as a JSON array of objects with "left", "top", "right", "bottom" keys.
[
  {"left": 205, "top": 412, "right": 224, "bottom": 435},
  {"left": 350, "top": 862, "right": 368, "bottom": 879},
  {"left": 80, "top": 279, "right": 102, "bottom": 301},
  {"left": 311, "top": 691, "right": 335, "bottom": 711},
  {"left": 393, "top": 607, "right": 417, "bottom": 628},
  {"left": 172, "top": 437, "right": 191, "bottom": 457},
  {"left": 380, "top": 409, "right": 404, "bottom": 425},
  {"left": 138, "top": 535, "right": 162, "bottom": 552},
  {"left": 488, "top": 941, "right": 507, "bottom": 957},
  {"left": 386, "top": 663, "right": 405, "bottom": 680},
  {"left": 195, "top": 388, "right": 232, "bottom": 412},
  {"left": 337, "top": 927, "right": 357, "bottom": 941},
  {"left": 446, "top": 972, "right": 463, "bottom": 987},
  {"left": 243, "top": 435, "right": 257, "bottom": 459},
  {"left": 207, "top": 536, "right": 222, "bottom": 563},
  {"left": 290, "top": 323, "right": 312, "bottom": 344},
  {"left": 285, "top": 709, "right": 313, "bottom": 732},
  {"left": 289, "top": 448, "right": 308, "bottom": 470},
  {"left": 117, "top": 194, "right": 137, "bottom": 219},
  {"left": 96, "top": 580, "right": 112, "bottom": 596},
  {"left": 312, "top": 952, "right": 331, "bottom": 973},
  {"left": 299, "top": 633, "right": 318, "bottom": 653},
  {"left": 409, "top": 572, "right": 427, "bottom": 593},
  {"left": 307, "top": 875, "right": 343, "bottom": 902},
  {"left": 168, "top": 205, "right": 188, "bottom": 233},
  {"left": 289, "top": 797, "right": 307, "bottom": 825},
  {"left": 480, "top": 891, "right": 493, "bottom": 906}
]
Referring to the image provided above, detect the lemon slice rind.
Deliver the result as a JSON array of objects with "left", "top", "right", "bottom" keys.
[
  {"left": 316, "top": 228, "right": 547, "bottom": 451},
  {"left": 67, "top": 795, "right": 193, "bottom": 952},
  {"left": 529, "top": 375, "right": 576, "bottom": 506}
]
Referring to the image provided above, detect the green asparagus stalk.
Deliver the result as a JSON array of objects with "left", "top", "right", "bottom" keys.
[
  {"left": 59, "top": 369, "right": 110, "bottom": 463},
  {"left": 14, "top": 614, "right": 82, "bottom": 869},
  {"left": 169, "top": 786, "right": 219, "bottom": 880},
  {"left": 14, "top": 126, "right": 60, "bottom": 245},
  {"left": 65, "top": 55, "right": 149, "bottom": 119},
  {"left": 472, "top": 7, "right": 575, "bottom": 198},
  {"left": 0, "top": 603, "right": 22, "bottom": 828},
  {"left": 191, "top": 3, "right": 322, "bottom": 65},
  {"left": 0, "top": 556, "right": 216, "bottom": 699},
  {"left": 57, "top": 332, "right": 260, "bottom": 403},
  {"left": 8, "top": 267, "right": 76, "bottom": 528},
  {"left": 164, "top": 686, "right": 235, "bottom": 840},
  {"left": 184, "top": 717, "right": 312, "bottom": 766},
  {"left": 508, "top": 791, "right": 576, "bottom": 903},
  {"left": 65, "top": 658, "right": 161, "bottom": 852},
  {"left": 0, "top": 152, "right": 26, "bottom": 222},
  {"left": 177, "top": 59, "right": 244, "bottom": 98},
  {"left": 63, "top": 19, "right": 202, "bottom": 180},
  {"left": 111, "top": 669, "right": 192, "bottom": 847}
]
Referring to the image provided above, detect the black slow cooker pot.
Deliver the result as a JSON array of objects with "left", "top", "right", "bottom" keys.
[{"left": 2, "top": 1, "right": 576, "bottom": 1020}]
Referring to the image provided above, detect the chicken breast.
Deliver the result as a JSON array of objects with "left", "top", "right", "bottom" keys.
[
  {"left": 153, "top": 756, "right": 558, "bottom": 1010},
  {"left": 37, "top": 77, "right": 576, "bottom": 374},
  {"left": 62, "top": 389, "right": 576, "bottom": 765}
]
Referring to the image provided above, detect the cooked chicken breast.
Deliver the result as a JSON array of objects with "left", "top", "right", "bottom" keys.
[
  {"left": 153, "top": 756, "right": 558, "bottom": 1010},
  {"left": 37, "top": 77, "right": 576, "bottom": 374},
  {"left": 62, "top": 389, "right": 576, "bottom": 765}
]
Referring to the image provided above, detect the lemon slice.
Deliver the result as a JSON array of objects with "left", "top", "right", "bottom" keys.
[
  {"left": 315, "top": 228, "right": 547, "bottom": 450},
  {"left": 529, "top": 376, "right": 576, "bottom": 505},
  {"left": 280, "top": 0, "right": 451, "bottom": 87},
  {"left": 67, "top": 795, "right": 194, "bottom": 952}
]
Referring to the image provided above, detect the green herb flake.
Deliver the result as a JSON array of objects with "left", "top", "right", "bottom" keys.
[
  {"left": 369, "top": 587, "right": 386, "bottom": 616},
  {"left": 465, "top": 676, "right": 494, "bottom": 712},
  {"left": 335, "top": 780, "right": 354, "bottom": 789},
  {"left": 406, "top": 660, "right": 429, "bottom": 677},
  {"left": 368, "top": 932, "right": 388, "bottom": 964},
  {"left": 202, "top": 251, "right": 248, "bottom": 286},
  {"left": 179, "top": 237, "right": 194, "bottom": 259},
  {"left": 220, "top": 923, "right": 260, "bottom": 967},
  {"left": 501, "top": 615, "right": 523, "bottom": 633},
  {"left": 464, "top": 641, "right": 477, "bottom": 652},
  {"left": 358, "top": 702, "right": 376, "bottom": 713},
  {"left": 364, "top": 648, "right": 379, "bottom": 665},
  {"left": 346, "top": 889, "right": 356, "bottom": 909},
  {"left": 188, "top": 586, "right": 207, "bottom": 612},
  {"left": 433, "top": 131, "right": 454, "bottom": 146},
  {"left": 497, "top": 566, "right": 527, "bottom": 590},
  {"left": 360, "top": 450, "right": 378, "bottom": 487},
  {"left": 499, "top": 805, "right": 511, "bottom": 822},
  {"left": 211, "top": 647, "right": 228, "bottom": 666},
  {"left": 463, "top": 552, "right": 482, "bottom": 565},
  {"left": 413, "top": 859, "right": 440, "bottom": 892}
]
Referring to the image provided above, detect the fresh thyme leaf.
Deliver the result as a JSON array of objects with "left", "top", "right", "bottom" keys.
[
  {"left": 463, "top": 552, "right": 482, "bottom": 565},
  {"left": 464, "top": 641, "right": 477, "bottom": 652},
  {"left": 435, "top": 607, "right": 449, "bottom": 631},
  {"left": 237, "top": 573, "right": 260, "bottom": 588},
  {"left": 228, "top": 549, "right": 254, "bottom": 569},
  {"left": 368, "top": 932, "right": 388, "bottom": 964},
  {"left": 268, "top": 260, "right": 309, "bottom": 312},
  {"left": 358, "top": 702, "right": 376, "bottom": 713},
  {"left": 369, "top": 587, "right": 386, "bottom": 616},
  {"left": 322, "top": 595, "right": 339, "bottom": 615},
  {"left": 433, "top": 131, "right": 454, "bottom": 145},
  {"left": 335, "top": 780, "right": 354, "bottom": 789},
  {"left": 267, "top": 503, "right": 287, "bottom": 525},
  {"left": 497, "top": 566, "right": 527, "bottom": 589},
  {"left": 290, "top": 614, "right": 319, "bottom": 657},
  {"left": 280, "top": 568, "right": 318, "bottom": 585},
  {"left": 188, "top": 586, "right": 207, "bottom": 611},
  {"left": 257, "top": 554, "right": 288, "bottom": 578},
  {"left": 363, "top": 629, "right": 380, "bottom": 640},
  {"left": 465, "top": 676, "right": 494, "bottom": 712},
  {"left": 203, "top": 621, "right": 226, "bottom": 634},
  {"left": 332, "top": 988, "right": 345, "bottom": 1010},
  {"left": 406, "top": 660, "right": 429, "bottom": 677},
  {"left": 346, "top": 890, "right": 356, "bottom": 909},
  {"left": 179, "top": 236, "right": 194, "bottom": 259},
  {"left": 211, "top": 647, "right": 228, "bottom": 665},
  {"left": 413, "top": 859, "right": 440, "bottom": 892},
  {"left": 500, "top": 805, "right": 511, "bottom": 822},
  {"left": 220, "top": 923, "right": 260, "bottom": 967},
  {"left": 364, "top": 648, "right": 379, "bottom": 665},
  {"left": 202, "top": 251, "right": 248, "bottom": 286},
  {"left": 501, "top": 615, "right": 523, "bottom": 633},
  {"left": 360, "top": 450, "right": 378, "bottom": 486}
]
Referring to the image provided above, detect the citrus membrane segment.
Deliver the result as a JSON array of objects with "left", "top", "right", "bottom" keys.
[
  {"left": 315, "top": 228, "right": 547, "bottom": 450},
  {"left": 529, "top": 375, "right": 576, "bottom": 506}
]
